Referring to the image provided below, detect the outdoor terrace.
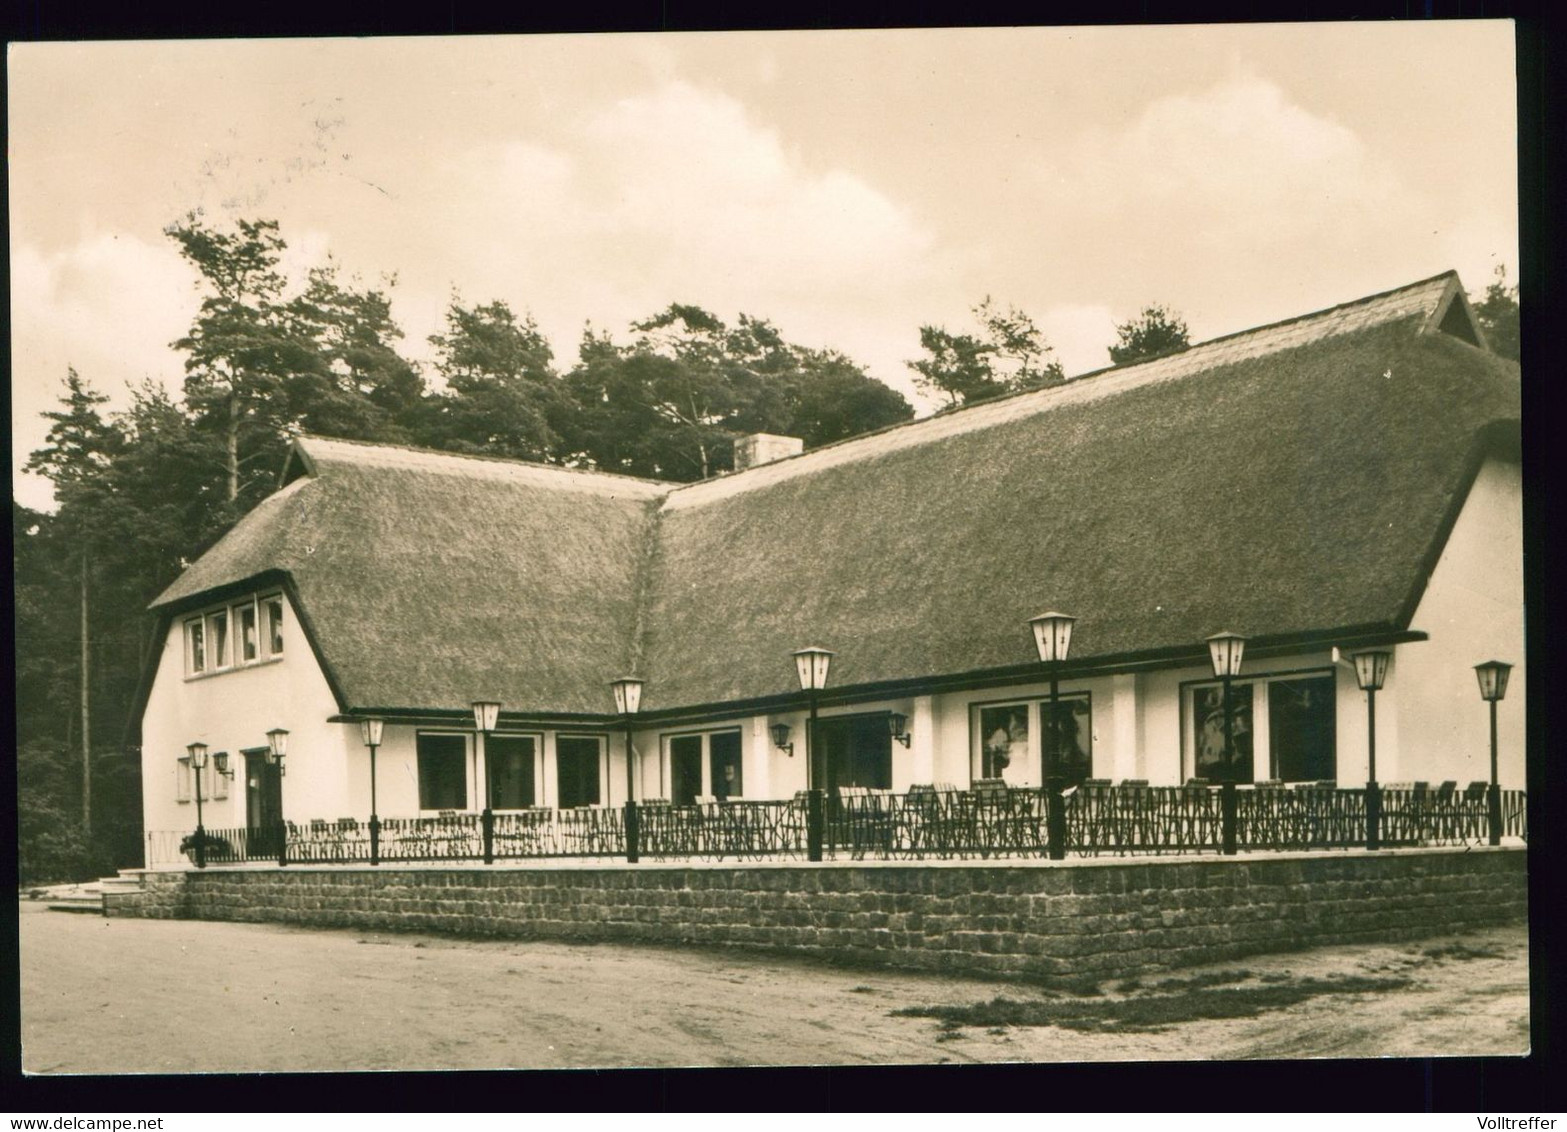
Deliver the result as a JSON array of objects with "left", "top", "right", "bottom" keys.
[{"left": 146, "top": 779, "right": 1527, "bottom": 869}]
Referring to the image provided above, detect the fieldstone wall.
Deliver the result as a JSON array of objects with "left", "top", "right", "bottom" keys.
[{"left": 109, "top": 848, "right": 1526, "bottom": 985}]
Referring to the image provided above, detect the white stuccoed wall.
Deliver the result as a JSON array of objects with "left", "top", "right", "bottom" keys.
[
  {"left": 141, "top": 590, "right": 355, "bottom": 839},
  {"left": 1381, "top": 458, "right": 1525, "bottom": 787}
]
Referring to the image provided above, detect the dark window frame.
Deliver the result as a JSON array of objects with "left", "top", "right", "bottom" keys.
[
  {"left": 415, "top": 730, "right": 470, "bottom": 812},
  {"left": 1179, "top": 665, "right": 1338, "bottom": 784},
  {"left": 486, "top": 731, "right": 544, "bottom": 811},
  {"left": 968, "top": 691, "right": 1094, "bottom": 786},
  {"left": 555, "top": 731, "right": 608, "bottom": 809},
  {"left": 661, "top": 726, "right": 745, "bottom": 804}
]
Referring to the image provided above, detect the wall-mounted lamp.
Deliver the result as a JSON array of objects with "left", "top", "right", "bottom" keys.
[
  {"left": 770, "top": 722, "right": 794, "bottom": 757},
  {"left": 266, "top": 727, "right": 289, "bottom": 776},
  {"left": 211, "top": 750, "right": 235, "bottom": 779},
  {"left": 887, "top": 712, "right": 911, "bottom": 748}
]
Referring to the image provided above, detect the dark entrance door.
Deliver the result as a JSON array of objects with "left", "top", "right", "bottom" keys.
[{"left": 246, "top": 750, "right": 283, "bottom": 855}]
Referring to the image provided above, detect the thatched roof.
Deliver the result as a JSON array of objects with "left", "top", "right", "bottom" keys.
[
  {"left": 154, "top": 441, "right": 664, "bottom": 714},
  {"left": 151, "top": 271, "right": 1520, "bottom": 719}
]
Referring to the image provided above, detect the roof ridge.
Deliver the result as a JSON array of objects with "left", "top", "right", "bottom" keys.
[
  {"left": 660, "top": 271, "right": 1461, "bottom": 511},
  {"left": 293, "top": 434, "right": 674, "bottom": 495},
  {"left": 293, "top": 271, "right": 1461, "bottom": 507}
]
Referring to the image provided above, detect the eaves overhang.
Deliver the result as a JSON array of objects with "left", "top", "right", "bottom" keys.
[{"left": 325, "top": 623, "right": 1428, "bottom": 732}]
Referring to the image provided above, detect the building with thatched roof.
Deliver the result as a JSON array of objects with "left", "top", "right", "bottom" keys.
[{"left": 137, "top": 271, "right": 1522, "bottom": 845}]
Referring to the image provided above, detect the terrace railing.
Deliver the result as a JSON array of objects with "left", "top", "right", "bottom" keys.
[{"left": 145, "top": 781, "right": 1527, "bottom": 869}]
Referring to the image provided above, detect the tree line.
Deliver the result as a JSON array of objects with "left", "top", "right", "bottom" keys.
[{"left": 16, "top": 212, "right": 1519, "bottom": 883}]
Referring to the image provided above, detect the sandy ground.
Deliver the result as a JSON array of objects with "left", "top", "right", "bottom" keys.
[{"left": 18, "top": 900, "right": 1529, "bottom": 1074}]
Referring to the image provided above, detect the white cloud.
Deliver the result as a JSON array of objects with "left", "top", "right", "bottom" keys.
[
  {"left": 1026, "top": 75, "right": 1418, "bottom": 318},
  {"left": 412, "top": 80, "right": 939, "bottom": 353}
]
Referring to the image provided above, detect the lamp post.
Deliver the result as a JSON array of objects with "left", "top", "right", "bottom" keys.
[
  {"left": 1474, "top": 660, "right": 1513, "bottom": 846},
  {"left": 1206, "top": 631, "right": 1248, "bottom": 856},
  {"left": 473, "top": 701, "right": 501, "bottom": 864},
  {"left": 266, "top": 728, "right": 289, "bottom": 867},
  {"left": 611, "top": 677, "right": 645, "bottom": 864},
  {"left": 1028, "top": 612, "right": 1076, "bottom": 861},
  {"left": 1351, "top": 651, "right": 1391, "bottom": 851},
  {"left": 792, "top": 646, "right": 834, "bottom": 862},
  {"left": 186, "top": 742, "right": 209, "bottom": 869},
  {"left": 359, "top": 718, "right": 384, "bottom": 866}
]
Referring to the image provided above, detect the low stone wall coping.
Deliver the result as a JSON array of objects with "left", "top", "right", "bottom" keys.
[
  {"left": 116, "top": 847, "right": 1528, "bottom": 989},
  {"left": 145, "top": 842, "right": 1525, "bottom": 875}
]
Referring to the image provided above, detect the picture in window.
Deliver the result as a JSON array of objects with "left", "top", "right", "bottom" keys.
[
  {"left": 979, "top": 705, "right": 1028, "bottom": 780},
  {"left": 1045, "top": 697, "right": 1093, "bottom": 785},
  {"left": 1192, "top": 684, "right": 1255, "bottom": 783}
]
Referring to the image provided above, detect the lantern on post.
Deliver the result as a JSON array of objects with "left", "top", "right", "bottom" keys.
[
  {"left": 1205, "top": 631, "right": 1248, "bottom": 856},
  {"left": 186, "top": 742, "right": 209, "bottom": 869},
  {"left": 610, "top": 677, "right": 645, "bottom": 864},
  {"left": 791, "top": 646, "right": 834, "bottom": 862},
  {"left": 1027, "top": 612, "right": 1076, "bottom": 861},
  {"left": 472, "top": 701, "right": 501, "bottom": 865},
  {"left": 266, "top": 728, "right": 290, "bottom": 866},
  {"left": 1474, "top": 660, "right": 1513, "bottom": 847},
  {"left": 359, "top": 718, "right": 385, "bottom": 866},
  {"left": 1351, "top": 651, "right": 1391, "bottom": 851}
]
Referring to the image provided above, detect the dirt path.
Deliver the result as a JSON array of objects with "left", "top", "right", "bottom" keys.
[{"left": 18, "top": 901, "right": 1529, "bottom": 1074}]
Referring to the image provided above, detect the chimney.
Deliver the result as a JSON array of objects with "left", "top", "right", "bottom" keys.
[{"left": 733, "top": 433, "right": 804, "bottom": 472}]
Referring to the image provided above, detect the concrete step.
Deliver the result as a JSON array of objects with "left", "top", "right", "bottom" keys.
[{"left": 45, "top": 888, "right": 104, "bottom": 914}]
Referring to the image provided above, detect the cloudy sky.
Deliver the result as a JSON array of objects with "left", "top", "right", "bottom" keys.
[{"left": 9, "top": 23, "right": 1518, "bottom": 510}]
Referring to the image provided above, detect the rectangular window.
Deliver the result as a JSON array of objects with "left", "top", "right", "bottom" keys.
[
  {"left": 971, "top": 694, "right": 1092, "bottom": 787},
  {"left": 186, "top": 618, "right": 206, "bottom": 675},
  {"left": 1192, "top": 683, "right": 1255, "bottom": 783},
  {"left": 205, "top": 609, "right": 230, "bottom": 670},
  {"left": 417, "top": 733, "right": 468, "bottom": 811},
  {"left": 670, "top": 734, "right": 703, "bottom": 806},
  {"left": 665, "top": 729, "right": 744, "bottom": 804},
  {"left": 184, "top": 593, "right": 285, "bottom": 676},
  {"left": 237, "top": 601, "right": 259, "bottom": 663},
  {"left": 264, "top": 596, "right": 285, "bottom": 657},
  {"left": 978, "top": 704, "right": 1029, "bottom": 780},
  {"left": 556, "top": 735, "right": 603, "bottom": 808},
  {"left": 817, "top": 714, "right": 893, "bottom": 793},
  {"left": 487, "top": 734, "right": 539, "bottom": 810},
  {"left": 709, "top": 730, "right": 742, "bottom": 801},
  {"left": 1267, "top": 676, "right": 1336, "bottom": 782},
  {"left": 1184, "top": 670, "right": 1337, "bottom": 784}
]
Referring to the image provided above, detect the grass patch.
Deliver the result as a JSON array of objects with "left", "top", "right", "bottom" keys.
[
  {"left": 894, "top": 973, "right": 1413, "bottom": 1034},
  {"left": 1422, "top": 942, "right": 1507, "bottom": 962},
  {"left": 1147, "top": 970, "right": 1254, "bottom": 993}
]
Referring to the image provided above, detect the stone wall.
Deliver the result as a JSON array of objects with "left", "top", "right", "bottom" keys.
[{"left": 110, "top": 848, "right": 1526, "bottom": 985}]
